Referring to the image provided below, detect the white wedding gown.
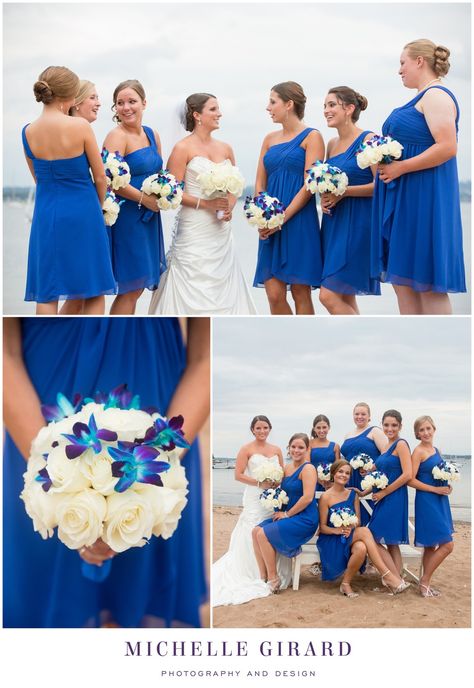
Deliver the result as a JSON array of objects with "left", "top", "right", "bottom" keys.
[
  {"left": 149, "top": 157, "right": 257, "bottom": 315},
  {"left": 212, "top": 454, "right": 293, "bottom": 607}
]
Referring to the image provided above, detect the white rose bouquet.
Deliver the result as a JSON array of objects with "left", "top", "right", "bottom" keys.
[
  {"left": 304, "top": 160, "right": 348, "bottom": 196},
  {"left": 259, "top": 487, "right": 289, "bottom": 511},
  {"left": 102, "top": 148, "right": 131, "bottom": 190},
  {"left": 243, "top": 192, "right": 286, "bottom": 231},
  {"left": 196, "top": 160, "right": 245, "bottom": 219},
  {"left": 317, "top": 463, "right": 332, "bottom": 483},
  {"left": 253, "top": 461, "right": 284, "bottom": 484},
  {"left": 361, "top": 470, "right": 389, "bottom": 491},
  {"left": 141, "top": 169, "right": 184, "bottom": 211},
  {"left": 102, "top": 190, "right": 124, "bottom": 227},
  {"left": 356, "top": 135, "right": 403, "bottom": 169},
  {"left": 432, "top": 460, "right": 460, "bottom": 484},
  {"left": 329, "top": 506, "right": 359, "bottom": 542},
  {"left": 349, "top": 453, "right": 376, "bottom": 472},
  {"left": 21, "top": 384, "right": 189, "bottom": 582}
]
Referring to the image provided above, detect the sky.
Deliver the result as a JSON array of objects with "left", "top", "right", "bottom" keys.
[
  {"left": 213, "top": 316, "right": 471, "bottom": 455},
  {"left": 3, "top": 1, "right": 471, "bottom": 186}
]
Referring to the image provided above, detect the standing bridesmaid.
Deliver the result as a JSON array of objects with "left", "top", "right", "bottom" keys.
[
  {"left": 320, "top": 87, "right": 380, "bottom": 314},
  {"left": 253, "top": 81, "right": 324, "bottom": 314},
  {"left": 371, "top": 39, "right": 466, "bottom": 314},
  {"left": 23, "top": 66, "right": 116, "bottom": 314},
  {"left": 103, "top": 80, "right": 165, "bottom": 314},
  {"left": 408, "top": 416, "right": 454, "bottom": 597},
  {"left": 308, "top": 414, "right": 341, "bottom": 491}
]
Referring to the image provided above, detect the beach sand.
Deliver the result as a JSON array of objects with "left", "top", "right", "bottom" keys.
[{"left": 212, "top": 506, "right": 471, "bottom": 628}]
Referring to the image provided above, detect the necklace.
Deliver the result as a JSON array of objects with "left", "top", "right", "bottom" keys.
[{"left": 418, "top": 77, "right": 441, "bottom": 92}]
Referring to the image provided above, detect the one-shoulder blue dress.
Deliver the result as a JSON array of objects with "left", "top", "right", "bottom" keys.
[
  {"left": 371, "top": 86, "right": 466, "bottom": 293},
  {"left": 414, "top": 449, "right": 454, "bottom": 547},
  {"left": 3, "top": 318, "right": 206, "bottom": 628},
  {"left": 112, "top": 126, "right": 166, "bottom": 294},
  {"left": 321, "top": 131, "right": 380, "bottom": 295},
  {"left": 317, "top": 489, "right": 364, "bottom": 580},
  {"left": 259, "top": 462, "right": 318, "bottom": 557},
  {"left": 310, "top": 442, "right": 336, "bottom": 491},
  {"left": 340, "top": 427, "right": 381, "bottom": 526},
  {"left": 368, "top": 439, "right": 409, "bottom": 545},
  {"left": 253, "top": 128, "right": 322, "bottom": 288},
  {"left": 22, "top": 125, "right": 116, "bottom": 303}
]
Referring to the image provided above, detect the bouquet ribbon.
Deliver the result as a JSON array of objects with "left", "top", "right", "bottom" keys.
[{"left": 81, "top": 559, "right": 112, "bottom": 583}]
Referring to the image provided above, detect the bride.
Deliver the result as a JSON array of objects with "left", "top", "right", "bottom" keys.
[
  {"left": 212, "top": 415, "right": 292, "bottom": 607},
  {"left": 149, "top": 93, "right": 256, "bottom": 315}
]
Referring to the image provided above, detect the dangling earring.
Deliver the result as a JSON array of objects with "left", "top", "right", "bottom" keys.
[
  {"left": 198, "top": 119, "right": 202, "bottom": 126},
  {"left": 75, "top": 106, "right": 79, "bottom": 112},
  {"left": 60, "top": 103, "right": 64, "bottom": 113}
]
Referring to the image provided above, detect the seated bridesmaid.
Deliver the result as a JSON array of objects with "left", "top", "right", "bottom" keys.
[
  {"left": 408, "top": 416, "right": 454, "bottom": 597},
  {"left": 308, "top": 414, "right": 341, "bottom": 491},
  {"left": 252, "top": 433, "right": 319, "bottom": 592},
  {"left": 317, "top": 460, "right": 410, "bottom": 597}
]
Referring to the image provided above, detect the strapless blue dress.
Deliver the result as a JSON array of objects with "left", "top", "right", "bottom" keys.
[
  {"left": 3, "top": 318, "right": 206, "bottom": 628},
  {"left": 368, "top": 439, "right": 409, "bottom": 545},
  {"left": 340, "top": 427, "right": 381, "bottom": 526},
  {"left": 414, "top": 449, "right": 454, "bottom": 547},
  {"left": 22, "top": 125, "right": 116, "bottom": 303},
  {"left": 310, "top": 442, "right": 336, "bottom": 490}
]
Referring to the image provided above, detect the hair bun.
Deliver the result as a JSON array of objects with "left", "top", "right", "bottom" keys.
[
  {"left": 33, "top": 79, "right": 54, "bottom": 104},
  {"left": 434, "top": 44, "right": 451, "bottom": 76},
  {"left": 355, "top": 92, "right": 368, "bottom": 111}
]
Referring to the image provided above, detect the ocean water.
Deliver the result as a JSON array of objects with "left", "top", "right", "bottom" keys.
[{"left": 3, "top": 200, "right": 471, "bottom": 315}]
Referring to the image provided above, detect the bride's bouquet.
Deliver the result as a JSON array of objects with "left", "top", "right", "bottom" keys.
[
  {"left": 102, "top": 149, "right": 131, "bottom": 190},
  {"left": 361, "top": 470, "right": 389, "bottom": 491},
  {"left": 196, "top": 160, "right": 245, "bottom": 219},
  {"left": 304, "top": 160, "right": 348, "bottom": 196},
  {"left": 141, "top": 170, "right": 184, "bottom": 210},
  {"left": 243, "top": 192, "right": 286, "bottom": 231},
  {"left": 329, "top": 506, "right": 358, "bottom": 542},
  {"left": 350, "top": 453, "right": 376, "bottom": 472},
  {"left": 21, "top": 385, "right": 190, "bottom": 582},
  {"left": 317, "top": 463, "right": 332, "bottom": 483},
  {"left": 102, "top": 190, "right": 124, "bottom": 227},
  {"left": 356, "top": 135, "right": 403, "bottom": 169},
  {"left": 260, "top": 486, "right": 289, "bottom": 511},
  {"left": 253, "top": 461, "right": 284, "bottom": 484},
  {"left": 432, "top": 459, "right": 460, "bottom": 484}
]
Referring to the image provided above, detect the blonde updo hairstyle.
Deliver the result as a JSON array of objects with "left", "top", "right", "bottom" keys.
[
  {"left": 404, "top": 39, "right": 451, "bottom": 77},
  {"left": 414, "top": 415, "right": 436, "bottom": 439},
  {"left": 33, "top": 66, "right": 79, "bottom": 105},
  {"left": 182, "top": 93, "right": 216, "bottom": 132},
  {"left": 68, "top": 79, "right": 95, "bottom": 116},
  {"left": 328, "top": 86, "right": 368, "bottom": 122},
  {"left": 272, "top": 81, "right": 307, "bottom": 120},
  {"left": 112, "top": 79, "right": 146, "bottom": 122}
]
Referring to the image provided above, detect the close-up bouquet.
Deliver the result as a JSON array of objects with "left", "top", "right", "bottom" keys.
[
  {"left": 432, "top": 459, "right": 460, "bottom": 483},
  {"left": 141, "top": 169, "right": 184, "bottom": 211},
  {"left": 196, "top": 160, "right": 245, "bottom": 219},
  {"left": 329, "top": 506, "right": 359, "bottom": 542},
  {"left": 102, "top": 190, "right": 124, "bottom": 227},
  {"left": 259, "top": 486, "right": 289, "bottom": 511},
  {"left": 21, "top": 385, "right": 190, "bottom": 581},
  {"left": 253, "top": 460, "right": 284, "bottom": 484},
  {"left": 102, "top": 148, "right": 131, "bottom": 190},
  {"left": 361, "top": 470, "right": 389, "bottom": 491},
  {"left": 304, "top": 160, "right": 348, "bottom": 196},
  {"left": 349, "top": 453, "right": 376, "bottom": 472},
  {"left": 243, "top": 192, "right": 286, "bottom": 231},
  {"left": 316, "top": 463, "right": 332, "bottom": 483},
  {"left": 356, "top": 135, "right": 404, "bottom": 169}
]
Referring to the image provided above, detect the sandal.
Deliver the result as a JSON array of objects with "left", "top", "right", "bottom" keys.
[
  {"left": 381, "top": 570, "right": 411, "bottom": 595},
  {"left": 339, "top": 581, "right": 359, "bottom": 599},
  {"left": 309, "top": 563, "right": 321, "bottom": 577},
  {"left": 268, "top": 577, "right": 281, "bottom": 594},
  {"left": 419, "top": 583, "right": 441, "bottom": 598}
]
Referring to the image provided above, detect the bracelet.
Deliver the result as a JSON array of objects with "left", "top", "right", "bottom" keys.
[
  {"left": 257, "top": 481, "right": 260, "bottom": 488},
  {"left": 138, "top": 191, "right": 144, "bottom": 209},
  {"left": 285, "top": 512, "right": 290, "bottom": 518},
  {"left": 195, "top": 197, "right": 201, "bottom": 210}
]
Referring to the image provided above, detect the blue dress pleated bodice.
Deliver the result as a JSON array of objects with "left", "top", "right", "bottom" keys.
[
  {"left": 414, "top": 449, "right": 454, "bottom": 547},
  {"left": 321, "top": 131, "right": 380, "bottom": 295},
  {"left": 371, "top": 86, "right": 466, "bottom": 293},
  {"left": 112, "top": 126, "right": 166, "bottom": 294},
  {"left": 310, "top": 442, "right": 336, "bottom": 490},
  {"left": 22, "top": 125, "right": 116, "bottom": 303},
  {"left": 3, "top": 317, "right": 206, "bottom": 628},
  {"left": 317, "top": 489, "right": 364, "bottom": 580},
  {"left": 253, "top": 128, "right": 322, "bottom": 288},
  {"left": 341, "top": 427, "right": 381, "bottom": 526}
]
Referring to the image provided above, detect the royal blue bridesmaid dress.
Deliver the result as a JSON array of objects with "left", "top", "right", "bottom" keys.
[
  {"left": 3, "top": 318, "right": 206, "bottom": 628},
  {"left": 340, "top": 427, "right": 381, "bottom": 526},
  {"left": 259, "top": 462, "right": 318, "bottom": 557},
  {"left": 310, "top": 442, "right": 336, "bottom": 491},
  {"left": 414, "top": 449, "right": 454, "bottom": 547},
  {"left": 317, "top": 489, "right": 364, "bottom": 580},
  {"left": 253, "top": 128, "right": 322, "bottom": 288},
  {"left": 112, "top": 126, "right": 166, "bottom": 294},
  {"left": 22, "top": 125, "right": 117, "bottom": 303},
  {"left": 368, "top": 439, "right": 409, "bottom": 545},
  {"left": 371, "top": 86, "right": 466, "bottom": 293},
  {"left": 321, "top": 131, "right": 380, "bottom": 295}
]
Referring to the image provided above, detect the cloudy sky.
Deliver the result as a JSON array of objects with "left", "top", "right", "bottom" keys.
[
  {"left": 3, "top": 1, "right": 471, "bottom": 186},
  {"left": 213, "top": 317, "right": 471, "bottom": 455}
]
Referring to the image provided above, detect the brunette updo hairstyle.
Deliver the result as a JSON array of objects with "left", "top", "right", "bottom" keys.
[
  {"left": 112, "top": 79, "right": 146, "bottom": 122},
  {"left": 183, "top": 93, "right": 216, "bottom": 132},
  {"left": 404, "top": 39, "right": 451, "bottom": 77},
  {"left": 311, "top": 414, "right": 331, "bottom": 438},
  {"left": 288, "top": 432, "right": 310, "bottom": 449},
  {"left": 382, "top": 409, "right": 403, "bottom": 425},
  {"left": 250, "top": 415, "right": 272, "bottom": 432},
  {"left": 271, "top": 81, "right": 307, "bottom": 120},
  {"left": 33, "top": 66, "right": 79, "bottom": 105},
  {"left": 328, "top": 86, "right": 368, "bottom": 122},
  {"left": 414, "top": 415, "right": 436, "bottom": 439},
  {"left": 68, "top": 79, "right": 95, "bottom": 116},
  {"left": 329, "top": 459, "right": 351, "bottom": 481}
]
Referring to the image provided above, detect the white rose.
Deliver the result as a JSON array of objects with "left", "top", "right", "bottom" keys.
[
  {"left": 387, "top": 140, "right": 403, "bottom": 158},
  {"left": 98, "top": 407, "right": 154, "bottom": 442},
  {"left": 80, "top": 450, "right": 118, "bottom": 496},
  {"left": 56, "top": 488, "right": 107, "bottom": 549},
  {"left": 21, "top": 481, "right": 64, "bottom": 539},
  {"left": 357, "top": 151, "right": 370, "bottom": 169},
  {"left": 331, "top": 515, "right": 342, "bottom": 527},
  {"left": 47, "top": 445, "right": 91, "bottom": 493},
  {"left": 248, "top": 215, "right": 262, "bottom": 226},
  {"left": 24, "top": 453, "right": 48, "bottom": 485},
  {"left": 30, "top": 424, "right": 57, "bottom": 456},
  {"left": 159, "top": 183, "right": 172, "bottom": 197},
  {"left": 367, "top": 148, "right": 381, "bottom": 165},
  {"left": 103, "top": 490, "right": 154, "bottom": 552},
  {"left": 141, "top": 177, "right": 154, "bottom": 195},
  {"left": 158, "top": 197, "right": 172, "bottom": 210},
  {"left": 267, "top": 215, "right": 282, "bottom": 229}
]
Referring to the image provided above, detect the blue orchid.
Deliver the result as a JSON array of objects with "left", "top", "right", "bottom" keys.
[
  {"left": 41, "top": 392, "right": 83, "bottom": 422},
  {"left": 84, "top": 383, "right": 141, "bottom": 410},
  {"left": 108, "top": 444, "right": 170, "bottom": 492},
  {"left": 62, "top": 414, "right": 118, "bottom": 459},
  {"left": 140, "top": 415, "right": 190, "bottom": 452},
  {"left": 35, "top": 466, "right": 52, "bottom": 492}
]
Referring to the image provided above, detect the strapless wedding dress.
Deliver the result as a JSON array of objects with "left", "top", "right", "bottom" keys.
[
  {"left": 212, "top": 454, "right": 292, "bottom": 607},
  {"left": 149, "top": 157, "right": 257, "bottom": 315}
]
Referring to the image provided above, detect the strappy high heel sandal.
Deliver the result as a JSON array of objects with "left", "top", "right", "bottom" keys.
[
  {"left": 419, "top": 583, "right": 441, "bottom": 598},
  {"left": 339, "top": 581, "right": 359, "bottom": 599},
  {"left": 381, "top": 569, "right": 411, "bottom": 595},
  {"left": 268, "top": 577, "right": 281, "bottom": 594}
]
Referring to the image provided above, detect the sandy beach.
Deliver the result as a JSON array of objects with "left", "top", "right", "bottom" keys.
[{"left": 212, "top": 506, "right": 471, "bottom": 628}]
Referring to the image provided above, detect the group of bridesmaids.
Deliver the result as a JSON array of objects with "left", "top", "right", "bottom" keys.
[
  {"left": 248, "top": 403, "right": 454, "bottom": 599},
  {"left": 21, "top": 37, "right": 465, "bottom": 315}
]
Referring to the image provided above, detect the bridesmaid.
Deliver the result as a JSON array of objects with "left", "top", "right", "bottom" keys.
[
  {"left": 320, "top": 87, "right": 380, "bottom": 314},
  {"left": 371, "top": 39, "right": 466, "bottom": 314},
  {"left": 252, "top": 433, "right": 319, "bottom": 592},
  {"left": 365, "top": 409, "right": 412, "bottom": 576},
  {"left": 253, "top": 81, "right": 324, "bottom": 315},
  {"left": 408, "top": 416, "right": 454, "bottom": 597},
  {"left": 340, "top": 402, "right": 386, "bottom": 525},
  {"left": 317, "top": 460, "right": 410, "bottom": 597},
  {"left": 23, "top": 66, "right": 116, "bottom": 314},
  {"left": 308, "top": 414, "right": 341, "bottom": 491},
  {"left": 103, "top": 80, "right": 165, "bottom": 314}
]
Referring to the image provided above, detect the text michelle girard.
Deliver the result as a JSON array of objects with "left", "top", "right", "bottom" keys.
[{"left": 124, "top": 639, "right": 352, "bottom": 658}]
